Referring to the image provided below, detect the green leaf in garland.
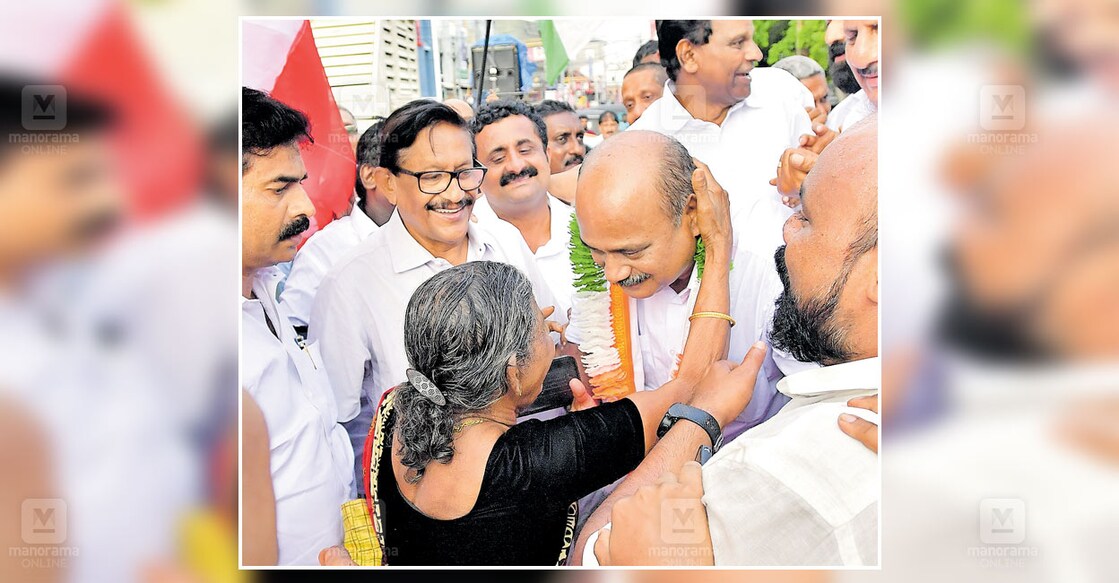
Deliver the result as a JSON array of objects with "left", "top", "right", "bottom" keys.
[{"left": 568, "top": 214, "right": 607, "bottom": 293}]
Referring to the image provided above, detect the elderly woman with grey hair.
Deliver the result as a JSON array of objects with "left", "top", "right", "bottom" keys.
[{"left": 361, "top": 260, "right": 763, "bottom": 566}]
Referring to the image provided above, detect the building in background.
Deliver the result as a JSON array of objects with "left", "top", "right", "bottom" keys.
[{"left": 310, "top": 19, "right": 421, "bottom": 134}]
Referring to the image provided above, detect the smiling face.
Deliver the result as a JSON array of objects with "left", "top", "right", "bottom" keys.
[
  {"left": 684, "top": 20, "right": 764, "bottom": 109},
  {"left": 844, "top": 19, "right": 880, "bottom": 105},
  {"left": 378, "top": 122, "right": 479, "bottom": 253},
  {"left": 241, "top": 142, "right": 314, "bottom": 272},
  {"left": 622, "top": 67, "right": 666, "bottom": 123},
  {"left": 474, "top": 114, "right": 551, "bottom": 214},
  {"left": 542, "top": 111, "right": 585, "bottom": 173},
  {"left": 574, "top": 132, "right": 699, "bottom": 300}
]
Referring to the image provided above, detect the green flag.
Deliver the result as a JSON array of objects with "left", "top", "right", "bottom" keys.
[{"left": 539, "top": 20, "right": 569, "bottom": 85}]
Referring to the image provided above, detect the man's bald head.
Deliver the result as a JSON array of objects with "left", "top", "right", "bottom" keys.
[
  {"left": 806, "top": 115, "right": 877, "bottom": 259},
  {"left": 773, "top": 115, "right": 878, "bottom": 365},
  {"left": 580, "top": 130, "right": 696, "bottom": 225},
  {"left": 574, "top": 130, "right": 702, "bottom": 299},
  {"left": 443, "top": 98, "right": 475, "bottom": 122}
]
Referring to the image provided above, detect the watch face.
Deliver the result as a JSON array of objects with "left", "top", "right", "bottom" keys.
[{"left": 657, "top": 413, "right": 674, "bottom": 438}]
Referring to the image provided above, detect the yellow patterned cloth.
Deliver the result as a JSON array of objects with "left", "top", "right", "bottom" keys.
[
  {"left": 338, "top": 389, "right": 395, "bottom": 566},
  {"left": 341, "top": 498, "right": 382, "bottom": 566}
]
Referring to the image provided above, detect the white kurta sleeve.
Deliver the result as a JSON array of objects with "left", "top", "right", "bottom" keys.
[
  {"left": 308, "top": 269, "right": 371, "bottom": 423},
  {"left": 281, "top": 235, "right": 334, "bottom": 329}
]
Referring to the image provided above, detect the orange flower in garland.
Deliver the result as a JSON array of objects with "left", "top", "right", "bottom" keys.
[
  {"left": 568, "top": 216, "right": 713, "bottom": 400},
  {"left": 568, "top": 216, "right": 636, "bottom": 400}
]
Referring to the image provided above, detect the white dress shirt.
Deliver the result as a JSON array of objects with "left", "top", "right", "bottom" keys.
[
  {"left": 628, "top": 79, "right": 813, "bottom": 226},
  {"left": 242, "top": 267, "right": 355, "bottom": 566},
  {"left": 309, "top": 210, "right": 562, "bottom": 425},
  {"left": 750, "top": 66, "right": 816, "bottom": 110},
  {"left": 826, "top": 88, "right": 877, "bottom": 133},
  {"left": 471, "top": 193, "right": 577, "bottom": 317},
  {"left": 702, "top": 356, "right": 880, "bottom": 566},
  {"left": 281, "top": 203, "right": 380, "bottom": 328}
]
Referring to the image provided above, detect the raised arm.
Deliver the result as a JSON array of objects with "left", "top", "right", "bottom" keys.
[{"left": 571, "top": 344, "right": 768, "bottom": 564}]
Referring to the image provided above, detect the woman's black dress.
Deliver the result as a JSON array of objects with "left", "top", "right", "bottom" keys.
[{"left": 376, "top": 399, "right": 645, "bottom": 565}]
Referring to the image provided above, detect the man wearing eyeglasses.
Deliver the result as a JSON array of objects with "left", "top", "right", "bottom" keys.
[{"left": 309, "top": 99, "right": 562, "bottom": 482}]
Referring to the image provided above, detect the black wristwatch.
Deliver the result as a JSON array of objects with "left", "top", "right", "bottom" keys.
[{"left": 657, "top": 403, "right": 723, "bottom": 455}]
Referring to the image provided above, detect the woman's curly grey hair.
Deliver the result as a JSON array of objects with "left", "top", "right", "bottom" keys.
[{"left": 394, "top": 261, "right": 539, "bottom": 482}]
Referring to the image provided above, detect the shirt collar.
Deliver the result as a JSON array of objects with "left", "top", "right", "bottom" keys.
[
  {"left": 349, "top": 203, "right": 379, "bottom": 239},
  {"left": 537, "top": 194, "right": 573, "bottom": 257},
  {"left": 661, "top": 80, "right": 753, "bottom": 131},
  {"left": 384, "top": 210, "right": 490, "bottom": 274},
  {"left": 776, "top": 356, "right": 880, "bottom": 398}
]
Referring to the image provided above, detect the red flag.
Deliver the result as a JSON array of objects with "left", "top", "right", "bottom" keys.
[
  {"left": 60, "top": 3, "right": 204, "bottom": 220},
  {"left": 267, "top": 21, "right": 356, "bottom": 238}
]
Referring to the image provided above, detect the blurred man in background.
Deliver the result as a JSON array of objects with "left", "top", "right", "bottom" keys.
[
  {"left": 773, "top": 54, "right": 832, "bottom": 126},
  {"left": 535, "top": 99, "right": 586, "bottom": 173},
  {"left": 826, "top": 19, "right": 862, "bottom": 100},
  {"left": 1, "top": 78, "right": 123, "bottom": 582},
  {"left": 283, "top": 119, "right": 389, "bottom": 331},
  {"left": 241, "top": 87, "right": 353, "bottom": 565},
  {"left": 633, "top": 39, "right": 660, "bottom": 68},
  {"left": 470, "top": 100, "right": 576, "bottom": 316},
  {"left": 827, "top": 19, "right": 879, "bottom": 133},
  {"left": 339, "top": 106, "right": 359, "bottom": 154},
  {"left": 621, "top": 62, "right": 667, "bottom": 124}
]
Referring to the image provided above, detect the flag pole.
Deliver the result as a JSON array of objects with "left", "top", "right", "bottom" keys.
[{"left": 474, "top": 19, "right": 492, "bottom": 109}]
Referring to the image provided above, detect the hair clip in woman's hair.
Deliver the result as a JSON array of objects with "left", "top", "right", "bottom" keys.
[{"left": 406, "top": 368, "right": 446, "bottom": 406}]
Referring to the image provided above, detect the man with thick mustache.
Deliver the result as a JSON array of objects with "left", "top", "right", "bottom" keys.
[
  {"left": 826, "top": 19, "right": 863, "bottom": 100},
  {"left": 470, "top": 100, "right": 577, "bottom": 316},
  {"left": 309, "top": 100, "right": 561, "bottom": 472},
  {"left": 241, "top": 87, "right": 354, "bottom": 564},
  {"left": 826, "top": 20, "right": 879, "bottom": 133},
  {"left": 535, "top": 99, "right": 586, "bottom": 174}
]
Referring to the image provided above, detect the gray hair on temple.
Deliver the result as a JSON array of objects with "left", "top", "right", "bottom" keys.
[{"left": 772, "top": 55, "right": 826, "bottom": 80}]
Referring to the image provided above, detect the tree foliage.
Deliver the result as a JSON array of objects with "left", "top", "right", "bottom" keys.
[{"left": 754, "top": 20, "right": 829, "bottom": 72}]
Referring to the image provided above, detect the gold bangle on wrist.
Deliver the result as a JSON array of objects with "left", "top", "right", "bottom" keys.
[{"left": 688, "top": 311, "right": 736, "bottom": 327}]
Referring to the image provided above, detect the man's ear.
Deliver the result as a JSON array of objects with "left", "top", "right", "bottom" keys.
[
  {"left": 684, "top": 194, "right": 700, "bottom": 238},
  {"left": 359, "top": 164, "right": 379, "bottom": 193},
  {"left": 505, "top": 353, "right": 522, "bottom": 397},
  {"left": 678, "top": 39, "right": 699, "bottom": 75},
  {"left": 373, "top": 167, "right": 397, "bottom": 206},
  {"left": 861, "top": 247, "right": 878, "bottom": 305}
]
